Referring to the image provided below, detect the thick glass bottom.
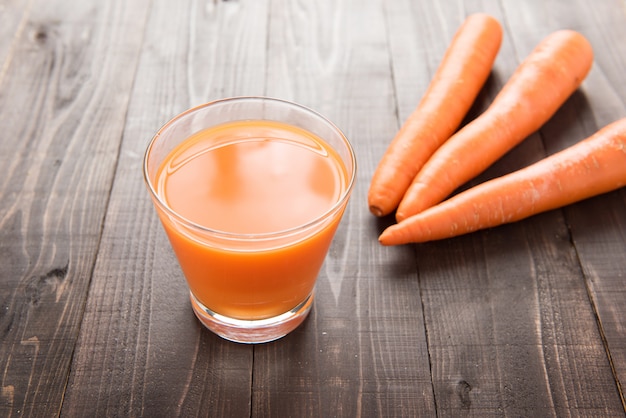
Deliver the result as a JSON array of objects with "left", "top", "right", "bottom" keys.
[{"left": 189, "top": 291, "right": 314, "bottom": 344}]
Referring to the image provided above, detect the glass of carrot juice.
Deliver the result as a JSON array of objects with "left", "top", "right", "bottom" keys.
[{"left": 143, "top": 97, "right": 356, "bottom": 343}]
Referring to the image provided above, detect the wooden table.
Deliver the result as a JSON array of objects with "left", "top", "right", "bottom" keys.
[{"left": 2, "top": 0, "right": 625, "bottom": 416}]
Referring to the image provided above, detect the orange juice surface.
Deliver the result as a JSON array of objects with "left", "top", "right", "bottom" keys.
[{"left": 155, "top": 120, "right": 350, "bottom": 320}]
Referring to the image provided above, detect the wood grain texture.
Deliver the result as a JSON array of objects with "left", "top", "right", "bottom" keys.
[
  {"left": 552, "top": 2, "right": 626, "bottom": 408},
  {"left": 0, "top": 0, "right": 34, "bottom": 85},
  {"left": 255, "top": 0, "right": 435, "bottom": 416},
  {"left": 61, "top": 0, "right": 269, "bottom": 416},
  {"left": 504, "top": 0, "right": 626, "bottom": 412},
  {"left": 0, "top": 0, "right": 625, "bottom": 416},
  {"left": 384, "top": 0, "right": 626, "bottom": 416},
  {"left": 0, "top": 0, "right": 150, "bottom": 415}
]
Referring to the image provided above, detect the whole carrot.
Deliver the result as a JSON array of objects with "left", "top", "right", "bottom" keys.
[
  {"left": 379, "top": 117, "right": 626, "bottom": 246},
  {"left": 395, "top": 29, "right": 594, "bottom": 222},
  {"left": 368, "top": 13, "right": 502, "bottom": 217}
]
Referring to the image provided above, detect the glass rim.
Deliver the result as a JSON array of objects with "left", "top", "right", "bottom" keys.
[{"left": 143, "top": 96, "right": 357, "bottom": 241}]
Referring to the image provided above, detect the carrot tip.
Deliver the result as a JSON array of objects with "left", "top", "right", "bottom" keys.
[
  {"left": 378, "top": 228, "right": 395, "bottom": 246},
  {"left": 369, "top": 205, "right": 384, "bottom": 217}
]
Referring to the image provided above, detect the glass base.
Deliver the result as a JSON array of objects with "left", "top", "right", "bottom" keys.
[{"left": 189, "top": 291, "right": 314, "bottom": 344}]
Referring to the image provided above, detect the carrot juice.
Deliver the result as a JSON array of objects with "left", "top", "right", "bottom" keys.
[{"left": 144, "top": 98, "right": 356, "bottom": 342}]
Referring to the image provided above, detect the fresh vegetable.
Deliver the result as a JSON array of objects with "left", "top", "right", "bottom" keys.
[
  {"left": 395, "top": 29, "right": 594, "bottom": 222},
  {"left": 367, "top": 13, "right": 503, "bottom": 217},
  {"left": 379, "top": 117, "right": 626, "bottom": 245}
]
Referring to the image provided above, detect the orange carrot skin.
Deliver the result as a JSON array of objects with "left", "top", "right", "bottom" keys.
[
  {"left": 395, "top": 29, "right": 594, "bottom": 222},
  {"left": 367, "top": 13, "right": 503, "bottom": 217},
  {"left": 380, "top": 117, "right": 626, "bottom": 246}
]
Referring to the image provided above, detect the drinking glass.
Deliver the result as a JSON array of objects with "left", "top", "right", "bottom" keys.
[{"left": 143, "top": 97, "right": 356, "bottom": 343}]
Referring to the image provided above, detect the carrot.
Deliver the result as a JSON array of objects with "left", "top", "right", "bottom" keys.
[
  {"left": 395, "top": 29, "right": 594, "bottom": 222},
  {"left": 367, "top": 13, "right": 502, "bottom": 217},
  {"left": 379, "top": 117, "right": 626, "bottom": 246}
]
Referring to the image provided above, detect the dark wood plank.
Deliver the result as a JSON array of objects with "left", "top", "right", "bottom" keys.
[
  {"left": 61, "top": 0, "right": 270, "bottom": 416},
  {"left": 504, "top": 0, "right": 626, "bottom": 411},
  {"left": 252, "top": 0, "right": 435, "bottom": 416},
  {"left": 0, "top": 0, "right": 151, "bottom": 416},
  {"left": 2, "top": 0, "right": 624, "bottom": 416},
  {"left": 384, "top": 0, "right": 625, "bottom": 416},
  {"left": 542, "top": 0, "right": 626, "bottom": 410},
  {"left": 566, "top": 192, "right": 626, "bottom": 410}
]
